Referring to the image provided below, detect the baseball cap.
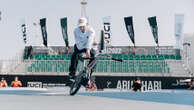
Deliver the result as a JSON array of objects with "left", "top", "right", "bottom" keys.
[
  {"left": 135, "top": 77, "right": 140, "bottom": 81},
  {"left": 78, "top": 17, "right": 88, "bottom": 27}
]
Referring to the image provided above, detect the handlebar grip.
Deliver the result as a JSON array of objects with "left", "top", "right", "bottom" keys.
[
  {"left": 78, "top": 55, "right": 94, "bottom": 60},
  {"left": 111, "top": 58, "right": 123, "bottom": 62},
  {"left": 82, "top": 57, "right": 92, "bottom": 60}
]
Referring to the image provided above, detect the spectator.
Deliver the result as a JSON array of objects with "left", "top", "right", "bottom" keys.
[
  {"left": 11, "top": 76, "right": 22, "bottom": 87},
  {"left": 86, "top": 80, "right": 97, "bottom": 91},
  {"left": 189, "top": 79, "right": 194, "bottom": 90},
  {"left": 0, "top": 77, "right": 8, "bottom": 87},
  {"left": 132, "top": 78, "right": 142, "bottom": 92}
]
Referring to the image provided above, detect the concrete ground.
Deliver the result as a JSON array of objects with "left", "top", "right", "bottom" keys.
[{"left": 0, "top": 88, "right": 193, "bottom": 110}]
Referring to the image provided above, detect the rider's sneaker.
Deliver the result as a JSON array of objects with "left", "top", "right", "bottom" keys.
[
  {"left": 69, "top": 75, "right": 75, "bottom": 82},
  {"left": 69, "top": 72, "right": 76, "bottom": 82},
  {"left": 85, "top": 84, "right": 89, "bottom": 89},
  {"left": 85, "top": 81, "right": 97, "bottom": 91}
]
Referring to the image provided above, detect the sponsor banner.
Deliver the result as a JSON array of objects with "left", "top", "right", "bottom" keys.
[
  {"left": 27, "top": 82, "right": 42, "bottom": 88},
  {"left": 148, "top": 16, "right": 159, "bottom": 46},
  {"left": 31, "top": 46, "right": 178, "bottom": 55},
  {"left": 95, "top": 76, "right": 191, "bottom": 91},
  {"left": 60, "top": 17, "right": 69, "bottom": 47},
  {"left": 102, "top": 16, "right": 111, "bottom": 45},
  {"left": 175, "top": 14, "right": 184, "bottom": 49},
  {"left": 0, "top": 75, "right": 70, "bottom": 88},
  {"left": 40, "top": 18, "right": 48, "bottom": 47},
  {"left": 20, "top": 19, "right": 27, "bottom": 44},
  {"left": 0, "top": 75, "right": 191, "bottom": 90},
  {"left": 124, "top": 16, "right": 135, "bottom": 46},
  {"left": 27, "top": 82, "right": 66, "bottom": 88}
]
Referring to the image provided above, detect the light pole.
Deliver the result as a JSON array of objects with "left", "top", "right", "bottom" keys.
[
  {"left": 183, "top": 42, "right": 190, "bottom": 59},
  {"left": 183, "top": 42, "right": 193, "bottom": 77},
  {"left": 80, "top": 0, "right": 88, "bottom": 18}
]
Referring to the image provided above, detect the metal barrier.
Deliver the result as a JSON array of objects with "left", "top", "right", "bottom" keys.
[
  {"left": 0, "top": 59, "right": 188, "bottom": 76},
  {"left": 24, "top": 60, "right": 171, "bottom": 73}
]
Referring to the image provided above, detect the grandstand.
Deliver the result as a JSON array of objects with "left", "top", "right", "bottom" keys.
[
  {"left": 1, "top": 45, "right": 190, "bottom": 78},
  {"left": 0, "top": 0, "right": 193, "bottom": 90}
]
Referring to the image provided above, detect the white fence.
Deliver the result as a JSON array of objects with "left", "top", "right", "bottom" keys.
[{"left": 0, "top": 59, "right": 189, "bottom": 77}]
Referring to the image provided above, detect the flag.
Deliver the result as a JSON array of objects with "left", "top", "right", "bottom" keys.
[
  {"left": 100, "top": 30, "right": 105, "bottom": 52},
  {"left": 103, "top": 16, "right": 111, "bottom": 45},
  {"left": 175, "top": 14, "right": 184, "bottom": 49},
  {"left": 40, "top": 18, "right": 48, "bottom": 47},
  {"left": 21, "top": 19, "right": 27, "bottom": 44},
  {"left": 60, "top": 17, "right": 69, "bottom": 47},
  {"left": 148, "top": 16, "right": 159, "bottom": 46},
  {"left": 124, "top": 16, "right": 135, "bottom": 46}
]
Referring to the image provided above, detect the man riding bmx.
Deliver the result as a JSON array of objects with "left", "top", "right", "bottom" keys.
[{"left": 69, "top": 17, "right": 97, "bottom": 83}]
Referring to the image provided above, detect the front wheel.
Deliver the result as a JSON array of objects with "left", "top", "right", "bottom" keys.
[
  {"left": 69, "top": 81, "right": 81, "bottom": 96},
  {"left": 69, "top": 70, "right": 88, "bottom": 95}
]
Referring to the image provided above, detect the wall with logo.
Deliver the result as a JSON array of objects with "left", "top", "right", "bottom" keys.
[
  {"left": 0, "top": 75, "right": 191, "bottom": 91},
  {"left": 95, "top": 76, "right": 191, "bottom": 91}
]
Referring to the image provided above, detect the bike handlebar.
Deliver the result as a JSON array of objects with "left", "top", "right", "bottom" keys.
[
  {"left": 111, "top": 58, "right": 123, "bottom": 62},
  {"left": 78, "top": 53, "right": 123, "bottom": 62}
]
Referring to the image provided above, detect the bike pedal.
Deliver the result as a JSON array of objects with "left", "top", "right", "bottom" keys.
[
  {"left": 69, "top": 75, "right": 76, "bottom": 82},
  {"left": 69, "top": 78, "right": 75, "bottom": 82}
]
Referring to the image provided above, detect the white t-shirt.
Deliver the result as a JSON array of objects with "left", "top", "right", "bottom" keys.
[{"left": 74, "top": 26, "right": 96, "bottom": 50}]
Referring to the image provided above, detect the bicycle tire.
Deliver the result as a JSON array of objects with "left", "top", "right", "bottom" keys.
[{"left": 69, "top": 81, "right": 81, "bottom": 96}]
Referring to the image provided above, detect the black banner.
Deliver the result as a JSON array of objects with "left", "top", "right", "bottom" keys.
[
  {"left": 40, "top": 18, "right": 48, "bottom": 47},
  {"left": 100, "top": 30, "right": 105, "bottom": 51},
  {"left": 95, "top": 76, "right": 191, "bottom": 90},
  {"left": 124, "top": 16, "right": 135, "bottom": 46},
  {"left": 0, "top": 75, "right": 191, "bottom": 90},
  {"left": 148, "top": 16, "right": 159, "bottom": 46},
  {"left": 60, "top": 17, "right": 69, "bottom": 47}
]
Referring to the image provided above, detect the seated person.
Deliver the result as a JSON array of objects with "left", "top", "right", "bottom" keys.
[
  {"left": 132, "top": 78, "right": 142, "bottom": 92},
  {"left": 85, "top": 77, "right": 97, "bottom": 91},
  {"left": 0, "top": 77, "right": 8, "bottom": 87},
  {"left": 11, "top": 76, "right": 22, "bottom": 87},
  {"left": 189, "top": 79, "right": 194, "bottom": 90}
]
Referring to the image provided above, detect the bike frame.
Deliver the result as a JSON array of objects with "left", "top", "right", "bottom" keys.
[
  {"left": 69, "top": 52, "right": 123, "bottom": 95},
  {"left": 79, "top": 52, "right": 109, "bottom": 76}
]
